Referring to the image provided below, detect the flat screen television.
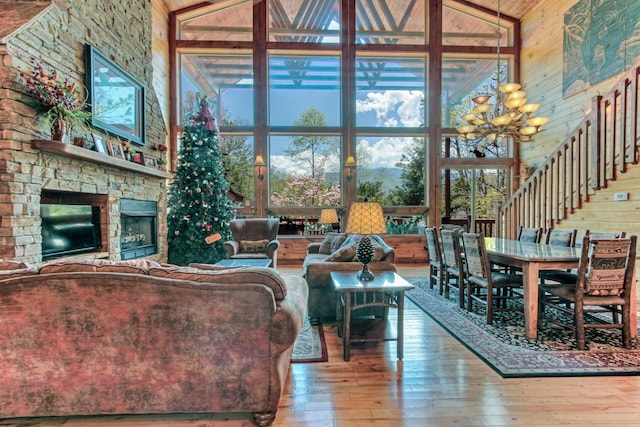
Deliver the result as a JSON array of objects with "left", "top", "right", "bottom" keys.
[{"left": 41, "top": 204, "right": 101, "bottom": 260}]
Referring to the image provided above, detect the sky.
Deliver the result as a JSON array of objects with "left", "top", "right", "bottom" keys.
[
  {"left": 268, "top": 89, "right": 425, "bottom": 175},
  {"left": 182, "top": 66, "right": 426, "bottom": 176}
]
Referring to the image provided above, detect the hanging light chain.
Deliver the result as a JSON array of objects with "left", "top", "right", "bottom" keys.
[{"left": 456, "top": 0, "right": 549, "bottom": 147}]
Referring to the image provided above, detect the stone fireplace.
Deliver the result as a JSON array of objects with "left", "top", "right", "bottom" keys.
[
  {"left": 120, "top": 199, "right": 158, "bottom": 260},
  {"left": 0, "top": 140, "right": 169, "bottom": 264},
  {"left": 0, "top": 1, "right": 170, "bottom": 263}
]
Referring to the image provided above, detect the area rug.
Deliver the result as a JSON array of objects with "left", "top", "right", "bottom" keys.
[
  {"left": 407, "top": 278, "right": 640, "bottom": 377},
  {"left": 291, "top": 317, "right": 328, "bottom": 363}
]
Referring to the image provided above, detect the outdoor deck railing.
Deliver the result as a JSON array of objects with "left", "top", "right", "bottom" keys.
[{"left": 498, "top": 60, "right": 640, "bottom": 239}]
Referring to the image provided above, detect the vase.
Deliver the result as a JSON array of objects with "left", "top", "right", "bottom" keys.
[{"left": 50, "top": 118, "right": 70, "bottom": 143}]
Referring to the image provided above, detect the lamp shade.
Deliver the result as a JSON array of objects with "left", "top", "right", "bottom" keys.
[
  {"left": 345, "top": 202, "right": 387, "bottom": 235},
  {"left": 319, "top": 208, "right": 339, "bottom": 224}
]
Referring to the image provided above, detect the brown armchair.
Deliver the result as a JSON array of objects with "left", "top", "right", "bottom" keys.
[{"left": 223, "top": 218, "right": 280, "bottom": 268}]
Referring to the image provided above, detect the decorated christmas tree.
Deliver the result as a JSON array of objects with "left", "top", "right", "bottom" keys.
[{"left": 167, "top": 97, "right": 236, "bottom": 265}]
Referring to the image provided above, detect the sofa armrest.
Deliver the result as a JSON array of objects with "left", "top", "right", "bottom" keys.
[
  {"left": 223, "top": 241, "right": 239, "bottom": 257},
  {"left": 266, "top": 240, "right": 280, "bottom": 259},
  {"left": 381, "top": 247, "right": 396, "bottom": 263},
  {"left": 307, "top": 243, "right": 322, "bottom": 254},
  {"left": 370, "top": 235, "right": 396, "bottom": 263}
]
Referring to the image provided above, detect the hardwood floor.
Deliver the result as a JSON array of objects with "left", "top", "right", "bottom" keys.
[{"left": 2, "top": 264, "right": 640, "bottom": 427}]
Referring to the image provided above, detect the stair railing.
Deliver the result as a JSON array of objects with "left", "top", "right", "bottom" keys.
[{"left": 498, "top": 61, "right": 640, "bottom": 239}]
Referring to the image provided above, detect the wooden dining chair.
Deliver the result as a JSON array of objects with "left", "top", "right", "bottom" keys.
[
  {"left": 538, "top": 235, "right": 637, "bottom": 350},
  {"left": 425, "top": 227, "right": 445, "bottom": 295},
  {"left": 584, "top": 230, "right": 626, "bottom": 239},
  {"left": 499, "top": 226, "right": 544, "bottom": 274},
  {"left": 440, "top": 228, "right": 465, "bottom": 307},
  {"left": 539, "top": 229, "right": 578, "bottom": 287},
  {"left": 517, "top": 226, "right": 543, "bottom": 243},
  {"left": 461, "top": 232, "right": 523, "bottom": 325},
  {"left": 544, "top": 228, "right": 577, "bottom": 247},
  {"left": 541, "top": 229, "right": 624, "bottom": 286}
]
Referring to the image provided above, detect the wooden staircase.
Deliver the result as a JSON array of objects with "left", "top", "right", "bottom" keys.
[{"left": 498, "top": 61, "right": 640, "bottom": 239}]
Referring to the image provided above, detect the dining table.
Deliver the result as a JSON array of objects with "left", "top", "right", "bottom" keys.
[{"left": 484, "top": 237, "right": 637, "bottom": 339}]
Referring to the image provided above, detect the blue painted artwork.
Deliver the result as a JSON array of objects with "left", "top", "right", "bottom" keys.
[{"left": 563, "top": 0, "right": 640, "bottom": 98}]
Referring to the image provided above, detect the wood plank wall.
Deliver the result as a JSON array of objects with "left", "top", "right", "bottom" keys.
[
  {"left": 520, "top": 0, "right": 640, "bottom": 240},
  {"left": 151, "top": 0, "right": 170, "bottom": 137},
  {"left": 557, "top": 166, "right": 640, "bottom": 240}
]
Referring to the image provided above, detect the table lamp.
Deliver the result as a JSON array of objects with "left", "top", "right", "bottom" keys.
[
  {"left": 345, "top": 202, "right": 387, "bottom": 281},
  {"left": 319, "top": 208, "right": 339, "bottom": 233}
]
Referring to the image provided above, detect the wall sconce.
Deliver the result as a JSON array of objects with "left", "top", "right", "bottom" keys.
[
  {"left": 254, "top": 155, "right": 266, "bottom": 181},
  {"left": 345, "top": 155, "right": 356, "bottom": 181}
]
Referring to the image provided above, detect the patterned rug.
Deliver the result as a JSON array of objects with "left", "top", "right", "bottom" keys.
[
  {"left": 291, "top": 317, "right": 328, "bottom": 363},
  {"left": 407, "top": 278, "right": 640, "bottom": 377}
]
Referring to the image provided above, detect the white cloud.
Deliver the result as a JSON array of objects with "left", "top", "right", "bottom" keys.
[
  {"left": 356, "top": 90, "right": 424, "bottom": 127},
  {"left": 270, "top": 155, "right": 307, "bottom": 176},
  {"left": 357, "top": 136, "right": 415, "bottom": 169},
  {"left": 271, "top": 89, "right": 424, "bottom": 175}
]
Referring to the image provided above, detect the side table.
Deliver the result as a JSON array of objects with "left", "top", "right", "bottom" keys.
[{"left": 330, "top": 271, "right": 414, "bottom": 361}]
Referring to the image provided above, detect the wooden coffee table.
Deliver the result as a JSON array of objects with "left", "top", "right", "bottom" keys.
[
  {"left": 213, "top": 259, "right": 272, "bottom": 268},
  {"left": 331, "top": 271, "right": 415, "bottom": 361}
]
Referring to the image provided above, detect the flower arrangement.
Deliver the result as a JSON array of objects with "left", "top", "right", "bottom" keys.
[
  {"left": 121, "top": 140, "right": 137, "bottom": 160},
  {"left": 18, "top": 58, "right": 91, "bottom": 141}
]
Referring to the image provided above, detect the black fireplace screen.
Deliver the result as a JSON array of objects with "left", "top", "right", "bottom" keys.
[{"left": 120, "top": 199, "right": 157, "bottom": 260}]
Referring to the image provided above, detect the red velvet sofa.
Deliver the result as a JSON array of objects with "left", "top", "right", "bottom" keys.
[{"left": 0, "top": 259, "right": 308, "bottom": 426}]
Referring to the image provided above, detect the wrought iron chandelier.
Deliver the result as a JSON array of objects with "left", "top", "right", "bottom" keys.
[{"left": 456, "top": 0, "right": 548, "bottom": 147}]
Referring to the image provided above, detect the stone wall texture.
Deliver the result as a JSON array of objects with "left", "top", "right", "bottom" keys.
[{"left": 0, "top": 0, "right": 168, "bottom": 263}]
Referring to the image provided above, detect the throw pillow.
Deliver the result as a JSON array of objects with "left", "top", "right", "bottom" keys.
[
  {"left": 327, "top": 241, "right": 359, "bottom": 262},
  {"left": 39, "top": 259, "right": 98, "bottom": 273},
  {"left": 318, "top": 232, "right": 347, "bottom": 255},
  {"left": 0, "top": 266, "right": 39, "bottom": 279},
  {"left": 0, "top": 260, "right": 28, "bottom": 270},
  {"left": 94, "top": 259, "right": 161, "bottom": 274},
  {"left": 239, "top": 239, "right": 269, "bottom": 253}
]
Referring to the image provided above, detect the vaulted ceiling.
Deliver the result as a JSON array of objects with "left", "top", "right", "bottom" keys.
[{"left": 162, "top": 0, "right": 544, "bottom": 20}]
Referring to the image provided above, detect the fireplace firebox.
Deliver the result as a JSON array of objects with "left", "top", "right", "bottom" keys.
[{"left": 120, "top": 199, "right": 158, "bottom": 260}]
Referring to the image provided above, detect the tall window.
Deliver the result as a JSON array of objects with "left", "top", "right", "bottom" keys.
[
  {"left": 355, "top": 55, "right": 426, "bottom": 205},
  {"left": 172, "top": 0, "right": 519, "bottom": 230},
  {"left": 268, "top": 54, "right": 341, "bottom": 207},
  {"left": 178, "top": 52, "right": 255, "bottom": 203}
]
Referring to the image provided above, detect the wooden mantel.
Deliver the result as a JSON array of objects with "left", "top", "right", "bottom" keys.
[{"left": 31, "top": 140, "right": 172, "bottom": 179}]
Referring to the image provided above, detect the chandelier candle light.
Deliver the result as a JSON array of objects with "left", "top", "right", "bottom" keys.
[
  {"left": 345, "top": 202, "right": 387, "bottom": 281},
  {"left": 456, "top": 0, "right": 548, "bottom": 147}
]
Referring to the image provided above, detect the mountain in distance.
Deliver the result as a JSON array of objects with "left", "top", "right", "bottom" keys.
[
  {"left": 326, "top": 167, "right": 402, "bottom": 190},
  {"left": 358, "top": 167, "right": 402, "bottom": 190}
]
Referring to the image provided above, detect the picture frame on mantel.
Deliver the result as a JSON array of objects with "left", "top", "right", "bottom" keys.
[
  {"left": 132, "top": 151, "right": 145, "bottom": 165},
  {"left": 92, "top": 133, "right": 108, "bottom": 155},
  {"left": 85, "top": 44, "right": 145, "bottom": 145},
  {"left": 107, "top": 139, "right": 125, "bottom": 160}
]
